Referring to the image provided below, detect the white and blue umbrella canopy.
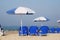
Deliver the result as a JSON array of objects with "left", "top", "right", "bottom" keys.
[
  {"left": 7, "top": 7, "right": 35, "bottom": 15},
  {"left": 57, "top": 20, "right": 60, "bottom": 23},
  {"left": 33, "top": 16, "right": 49, "bottom": 26},
  {"left": 34, "top": 16, "right": 49, "bottom": 22},
  {"left": 57, "top": 20, "right": 60, "bottom": 27}
]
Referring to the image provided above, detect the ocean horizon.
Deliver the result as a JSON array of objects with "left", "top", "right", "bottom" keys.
[{"left": 2, "top": 26, "right": 20, "bottom": 31}]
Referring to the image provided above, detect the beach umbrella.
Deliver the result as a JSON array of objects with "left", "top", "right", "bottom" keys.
[
  {"left": 7, "top": 7, "right": 35, "bottom": 26},
  {"left": 57, "top": 20, "right": 60, "bottom": 26},
  {"left": 33, "top": 16, "right": 49, "bottom": 26},
  {"left": 56, "top": 20, "right": 60, "bottom": 33},
  {"left": 57, "top": 20, "right": 60, "bottom": 27},
  {"left": 57, "top": 20, "right": 60, "bottom": 23},
  {"left": 7, "top": 7, "right": 35, "bottom": 35}
]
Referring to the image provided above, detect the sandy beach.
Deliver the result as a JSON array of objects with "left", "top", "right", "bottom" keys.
[{"left": 0, "top": 31, "right": 60, "bottom": 40}]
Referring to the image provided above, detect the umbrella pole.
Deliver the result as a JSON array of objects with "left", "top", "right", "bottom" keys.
[
  {"left": 41, "top": 22, "right": 43, "bottom": 26},
  {"left": 21, "top": 19, "right": 22, "bottom": 28},
  {"left": 41, "top": 22, "right": 44, "bottom": 26},
  {"left": 21, "top": 16, "right": 23, "bottom": 35}
]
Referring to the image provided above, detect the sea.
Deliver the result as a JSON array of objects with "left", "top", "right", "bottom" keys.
[{"left": 2, "top": 26, "right": 20, "bottom": 31}]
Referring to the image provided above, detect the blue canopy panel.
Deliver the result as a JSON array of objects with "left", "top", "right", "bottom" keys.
[
  {"left": 49, "top": 27, "right": 56, "bottom": 33},
  {"left": 19, "top": 26, "right": 28, "bottom": 36},
  {"left": 56, "top": 27, "right": 60, "bottom": 33},
  {"left": 29, "top": 26, "right": 38, "bottom": 33},
  {"left": 29, "top": 26, "right": 38, "bottom": 36},
  {"left": 6, "top": 8, "right": 16, "bottom": 15},
  {"left": 39, "top": 26, "right": 49, "bottom": 36}
]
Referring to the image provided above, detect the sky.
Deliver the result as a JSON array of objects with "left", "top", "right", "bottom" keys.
[{"left": 0, "top": 0, "right": 60, "bottom": 26}]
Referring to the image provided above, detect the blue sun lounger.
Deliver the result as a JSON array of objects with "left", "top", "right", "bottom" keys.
[
  {"left": 55, "top": 27, "right": 60, "bottom": 33},
  {"left": 49, "top": 27, "right": 56, "bottom": 33},
  {"left": 19, "top": 26, "right": 28, "bottom": 36},
  {"left": 39, "top": 26, "right": 49, "bottom": 36},
  {"left": 29, "top": 26, "right": 38, "bottom": 36}
]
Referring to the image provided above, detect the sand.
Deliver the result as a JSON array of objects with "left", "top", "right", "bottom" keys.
[{"left": 0, "top": 31, "right": 60, "bottom": 40}]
